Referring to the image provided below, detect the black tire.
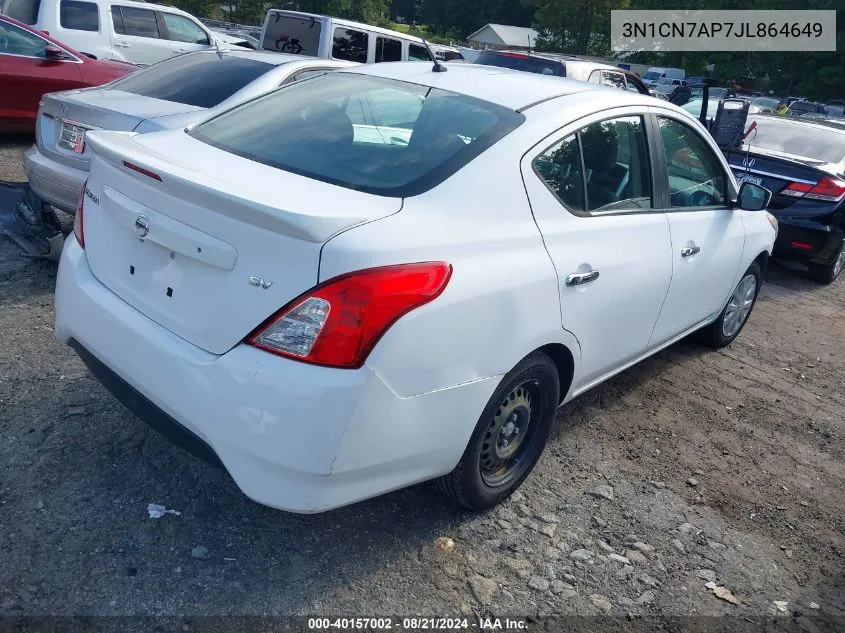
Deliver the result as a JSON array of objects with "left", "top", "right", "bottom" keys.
[
  {"left": 696, "top": 262, "right": 761, "bottom": 348},
  {"left": 808, "top": 243, "right": 844, "bottom": 284},
  {"left": 436, "top": 352, "right": 559, "bottom": 510}
]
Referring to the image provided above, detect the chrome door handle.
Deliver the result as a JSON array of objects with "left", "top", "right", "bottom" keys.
[
  {"left": 681, "top": 246, "right": 701, "bottom": 257},
  {"left": 565, "top": 270, "right": 600, "bottom": 286}
]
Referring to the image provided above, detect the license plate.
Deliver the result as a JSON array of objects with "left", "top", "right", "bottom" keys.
[
  {"left": 58, "top": 121, "right": 87, "bottom": 154},
  {"left": 735, "top": 173, "right": 762, "bottom": 186}
]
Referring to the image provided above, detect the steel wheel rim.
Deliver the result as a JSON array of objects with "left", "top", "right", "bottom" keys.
[
  {"left": 480, "top": 380, "right": 541, "bottom": 488},
  {"left": 833, "top": 246, "right": 845, "bottom": 278},
  {"left": 722, "top": 274, "right": 757, "bottom": 338}
]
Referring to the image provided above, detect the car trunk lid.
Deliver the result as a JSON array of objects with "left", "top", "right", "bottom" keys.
[
  {"left": 37, "top": 90, "right": 204, "bottom": 172},
  {"left": 726, "top": 149, "right": 833, "bottom": 211},
  {"left": 81, "top": 130, "right": 401, "bottom": 355}
]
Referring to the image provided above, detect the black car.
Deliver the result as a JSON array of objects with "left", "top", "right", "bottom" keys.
[
  {"left": 726, "top": 115, "right": 845, "bottom": 283},
  {"left": 788, "top": 101, "right": 826, "bottom": 116}
]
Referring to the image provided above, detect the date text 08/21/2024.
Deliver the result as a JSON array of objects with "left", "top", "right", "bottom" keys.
[{"left": 307, "top": 617, "right": 529, "bottom": 630}]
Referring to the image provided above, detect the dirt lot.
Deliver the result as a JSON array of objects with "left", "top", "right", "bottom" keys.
[{"left": 0, "top": 136, "right": 843, "bottom": 624}]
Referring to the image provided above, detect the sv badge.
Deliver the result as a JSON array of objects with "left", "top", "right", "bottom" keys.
[{"left": 249, "top": 276, "right": 273, "bottom": 289}]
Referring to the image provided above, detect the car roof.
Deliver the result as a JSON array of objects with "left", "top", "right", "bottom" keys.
[
  {"left": 183, "top": 49, "right": 352, "bottom": 68},
  {"left": 342, "top": 62, "right": 602, "bottom": 110},
  {"left": 750, "top": 113, "right": 845, "bottom": 134}
]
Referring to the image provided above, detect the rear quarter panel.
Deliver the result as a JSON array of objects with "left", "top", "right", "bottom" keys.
[{"left": 318, "top": 132, "right": 580, "bottom": 400}]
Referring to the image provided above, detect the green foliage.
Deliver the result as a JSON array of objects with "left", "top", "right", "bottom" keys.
[{"left": 161, "top": 0, "right": 843, "bottom": 99}]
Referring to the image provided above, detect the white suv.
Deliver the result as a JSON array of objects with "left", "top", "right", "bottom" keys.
[{"left": 1, "top": 0, "right": 224, "bottom": 65}]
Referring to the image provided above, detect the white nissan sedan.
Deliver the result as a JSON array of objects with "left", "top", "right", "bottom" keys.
[{"left": 55, "top": 62, "right": 777, "bottom": 513}]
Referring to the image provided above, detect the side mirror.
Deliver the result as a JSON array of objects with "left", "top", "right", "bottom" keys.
[
  {"left": 44, "top": 45, "right": 68, "bottom": 61},
  {"left": 736, "top": 181, "right": 772, "bottom": 211}
]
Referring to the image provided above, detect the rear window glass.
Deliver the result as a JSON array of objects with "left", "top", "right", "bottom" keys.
[
  {"left": 332, "top": 27, "right": 368, "bottom": 63},
  {"left": 190, "top": 73, "right": 525, "bottom": 197},
  {"left": 745, "top": 116, "right": 845, "bottom": 164},
  {"left": 1, "top": 0, "right": 41, "bottom": 23},
  {"left": 60, "top": 0, "right": 98, "bottom": 31},
  {"left": 375, "top": 36, "right": 401, "bottom": 63},
  {"left": 115, "top": 6, "right": 159, "bottom": 38},
  {"left": 473, "top": 51, "right": 564, "bottom": 76},
  {"left": 789, "top": 101, "right": 820, "bottom": 113},
  {"left": 262, "top": 13, "right": 320, "bottom": 55},
  {"left": 408, "top": 43, "right": 429, "bottom": 60},
  {"left": 107, "top": 52, "right": 273, "bottom": 108}
]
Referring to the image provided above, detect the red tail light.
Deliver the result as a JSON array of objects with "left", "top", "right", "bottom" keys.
[
  {"left": 73, "top": 180, "right": 86, "bottom": 249},
  {"left": 501, "top": 52, "right": 529, "bottom": 59},
  {"left": 781, "top": 176, "right": 845, "bottom": 202},
  {"left": 123, "top": 161, "right": 162, "bottom": 181},
  {"left": 247, "top": 262, "right": 453, "bottom": 369},
  {"left": 791, "top": 241, "right": 813, "bottom": 250}
]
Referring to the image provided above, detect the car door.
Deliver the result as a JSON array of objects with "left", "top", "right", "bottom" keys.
[
  {"left": 160, "top": 12, "right": 212, "bottom": 57},
  {"left": 0, "top": 18, "right": 83, "bottom": 131},
  {"left": 109, "top": 4, "right": 170, "bottom": 65},
  {"left": 521, "top": 108, "right": 674, "bottom": 389},
  {"left": 647, "top": 111, "right": 745, "bottom": 347}
]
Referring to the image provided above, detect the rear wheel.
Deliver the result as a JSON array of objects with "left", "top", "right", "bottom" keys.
[
  {"left": 436, "top": 352, "right": 559, "bottom": 510},
  {"left": 808, "top": 243, "right": 845, "bottom": 284},
  {"left": 697, "top": 262, "right": 761, "bottom": 348}
]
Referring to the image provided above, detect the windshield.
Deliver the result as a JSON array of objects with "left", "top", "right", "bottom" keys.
[
  {"left": 1, "top": 0, "right": 40, "bottom": 23},
  {"left": 643, "top": 71, "right": 662, "bottom": 80},
  {"left": 472, "top": 51, "right": 564, "bottom": 76},
  {"left": 683, "top": 98, "right": 722, "bottom": 119},
  {"left": 262, "top": 13, "right": 321, "bottom": 55},
  {"left": 746, "top": 116, "right": 845, "bottom": 164},
  {"left": 108, "top": 53, "right": 274, "bottom": 108},
  {"left": 191, "top": 73, "right": 525, "bottom": 197}
]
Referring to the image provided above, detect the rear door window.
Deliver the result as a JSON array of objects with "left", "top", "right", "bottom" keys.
[
  {"left": 113, "top": 6, "right": 159, "bottom": 38},
  {"left": 375, "top": 36, "right": 401, "bottom": 63},
  {"left": 162, "top": 13, "right": 208, "bottom": 44},
  {"left": 332, "top": 27, "right": 368, "bottom": 63},
  {"left": 0, "top": 0, "right": 41, "bottom": 24},
  {"left": 107, "top": 52, "right": 273, "bottom": 107},
  {"left": 262, "top": 13, "right": 321, "bottom": 55},
  {"left": 408, "top": 43, "right": 430, "bottom": 60},
  {"left": 60, "top": 0, "right": 99, "bottom": 31},
  {"left": 602, "top": 71, "right": 627, "bottom": 90}
]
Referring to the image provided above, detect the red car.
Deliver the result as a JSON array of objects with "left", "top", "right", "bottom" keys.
[{"left": 0, "top": 14, "right": 137, "bottom": 133}]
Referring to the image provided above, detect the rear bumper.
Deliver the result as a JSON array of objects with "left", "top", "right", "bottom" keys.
[
  {"left": 773, "top": 219, "right": 844, "bottom": 266},
  {"left": 24, "top": 144, "right": 86, "bottom": 214},
  {"left": 55, "top": 237, "right": 498, "bottom": 512}
]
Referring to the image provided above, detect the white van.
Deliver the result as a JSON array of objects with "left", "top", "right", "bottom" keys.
[
  {"left": 0, "top": 0, "right": 232, "bottom": 65},
  {"left": 642, "top": 66, "right": 686, "bottom": 87},
  {"left": 260, "top": 10, "right": 433, "bottom": 63}
]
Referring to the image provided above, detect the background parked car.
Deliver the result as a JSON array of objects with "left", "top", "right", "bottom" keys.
[
  {"left": 24, "top": 50, "right": 354, "bottom": 213},
  {"left": 788, "top": 101, "right": 826, "bottom": 117},
  {"left": 471, "top": 50, "right": 650, "bottom": 94},
  {"left": 727, "top": 114, "right": 845, "bottom": 283},
  {"left": 748, "top": 96, "right": 782, "bottom": 114},
  {"left": 824, "top": 104, "right": 845, "bottom": 118},
  {"left": 1, "top": 0, "right": 233, "bottom": 65},
  {"left": 0, "top": 13, "right": 136, "bottom": 133}
]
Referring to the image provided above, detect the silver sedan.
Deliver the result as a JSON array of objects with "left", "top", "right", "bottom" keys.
[{"left": 24, "top": 50, "right": 356, "bottom": 214}]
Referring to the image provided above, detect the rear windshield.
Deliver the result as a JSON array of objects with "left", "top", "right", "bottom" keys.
[
  {"left": 746, "top": 117, "right": 845, "bottom": 164},
  {"left": 107, "top": 53, "right": 274, "bottom": 108},
  {"left": 190, "top": 73, "right": 525, "bottom": 197},
  {"left": 1, "top": 0, "right": 41, "bottom": 23},
  {"left": 473, "top": 51, "right": 564, "bottom": 77},
  {"left": 262, "top": 13, "right": 321, "bottom": 55}
]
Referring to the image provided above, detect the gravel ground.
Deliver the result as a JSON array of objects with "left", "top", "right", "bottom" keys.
[{"left": 0, "top": 137, "right": 843, "bottom": 623}]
